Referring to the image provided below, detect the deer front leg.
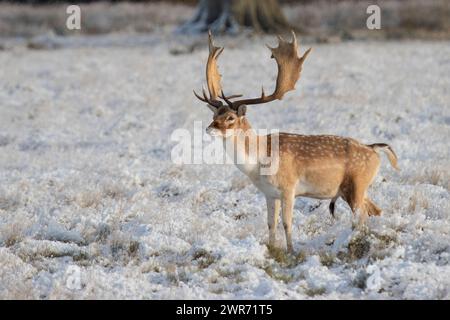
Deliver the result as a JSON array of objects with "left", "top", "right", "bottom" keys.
[
  {"left": 281, "top": 191, "right": 295, "bottom": 253},
  {"left": 266, "top": 197, "right": 280, "bottom": 248}
]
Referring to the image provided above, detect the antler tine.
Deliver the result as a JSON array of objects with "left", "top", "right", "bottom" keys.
[
  {"left": 193, "top": 87, "right": 223, "bottom": 108},
  {"left": 217, "top": 92, "right": 244, "bottom": 106},
  {"left": 220, "top": 91, "right": 234, "bottom": 108},
  {"left": 291, "top": 30, "right": 297, "bottom": 47},
  {"left": 294, "top": 30, "right": 312, "bottom": 63},
  {"left": 193, "top": 89, "right": 207, "bottom": 103},
  {"left": 224, "top": 94, "right": 243, "bottom": 100}
]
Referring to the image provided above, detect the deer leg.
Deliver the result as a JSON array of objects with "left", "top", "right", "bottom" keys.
[
  {"left": 266, "top": 196, "right": 280, "bottom": 248},
  {"left": 343, "top": 180, "right": 367, "bottom": 229},
  {"left": 351, "top": 192, "right": 368, "bottom": 229},
  {"left": 281, "top": 191, "right": 295, "bottom": 253},
  {"left": 365, "top": 198, "right": 382, "bottom": 216}
]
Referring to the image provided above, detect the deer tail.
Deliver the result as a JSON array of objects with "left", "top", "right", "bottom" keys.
[{"left": 368, "top": 143, "right": 399, "bottom": 170}]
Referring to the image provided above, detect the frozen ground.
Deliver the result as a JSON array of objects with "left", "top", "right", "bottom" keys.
[{"left": 0, "top": 34, "right": 449, "bottom": 299}]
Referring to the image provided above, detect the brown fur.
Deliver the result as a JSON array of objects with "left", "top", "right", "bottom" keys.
[{"left": 207, "top": 113, "right": 398, "bottom": 252}]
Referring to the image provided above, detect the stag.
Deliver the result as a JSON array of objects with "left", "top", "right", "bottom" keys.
[{"left": 194, "top": 31, "right": 398, "bottom": 252}]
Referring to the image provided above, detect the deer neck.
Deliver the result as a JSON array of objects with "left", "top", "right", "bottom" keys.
[{"left": 222, "top": 118, "right": 261, "bottom": 177}]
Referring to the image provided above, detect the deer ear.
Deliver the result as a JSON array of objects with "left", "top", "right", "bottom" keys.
[{"left": 237, "top": 105, "right": 246, "bottom": 117}]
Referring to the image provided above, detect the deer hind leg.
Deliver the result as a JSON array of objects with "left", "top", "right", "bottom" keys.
[
  {"left": 364, "top": 198, "right": 382, "bottom": 216},
  {"left": 341, "top": 179, "right": 368, "bottom": 228},
  {"left": 363, "top": 163, "right": 382, "bottom": 217},
  {"left": 266, "top": 197, "right": 280, "bottom": 248}
]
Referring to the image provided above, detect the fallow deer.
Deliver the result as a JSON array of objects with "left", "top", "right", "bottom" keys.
[{"left": 194, "top": 31, "right": 398, "bottom": 253}]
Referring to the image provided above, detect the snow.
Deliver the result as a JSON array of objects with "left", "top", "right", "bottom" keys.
[{"left": 0, "top": 33, "right": 449, "bottom": 299}]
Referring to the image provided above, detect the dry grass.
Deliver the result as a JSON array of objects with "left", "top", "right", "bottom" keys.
[
  {"left": 0, "top": 211, "right": 32, "bottom": 247},
  {"left": 408, "top": 189, "right": 430, "bottom": 213},
  {"left": 108, "top": 230, "right": 141, "bottom": 262},
  {"left": 319, "top": 251, "right": 336, "bottom": 267},
  {"left": 305, "top": 286, "right": 327, "bottom": 297},
  {"left": 0, "top": 193, "right": 20, "bottom": 212},
  {"left": 74, "top": 183, "right": 128, "bottom": 209},
  {"left": 1, "top": 222, "right": 26, "bottom": 247},
  {"left": 266, "top": 245, "right": 307, "bottom": 267},
  {"left": 263, "top": 265, "right": 294, "bottom": 283},
  {"left": 192, "top": 248, "right": 216, "bottom": 269},
  {"left": 406, "top": 167, "right": 450, "bottom": 191},
  {"left": 347, "top": 231, "right": 371, "bottom": 260},
  {"left": 264, "top": 246, "right": 304, "bottom": 283},
  {"left": 75, "top": 190, "right": 102, "bottom": 208}
]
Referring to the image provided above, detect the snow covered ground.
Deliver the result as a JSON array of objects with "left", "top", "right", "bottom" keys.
[{"left": 0, "top": 33, "right": 449, "bottom": 299}]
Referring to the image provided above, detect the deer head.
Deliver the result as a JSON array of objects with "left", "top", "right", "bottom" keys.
[{"left": 194, "top": 31, "right": 312, "bottom": 137}]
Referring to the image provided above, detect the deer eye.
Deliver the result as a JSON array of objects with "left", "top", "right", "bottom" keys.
[{"left": 226, "top": 116, "right": 234, "bottom": 121}]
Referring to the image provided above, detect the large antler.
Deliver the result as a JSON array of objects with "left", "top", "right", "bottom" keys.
[
  {"left": 194, "top": 31, "right": 243, "bottom": 111},
  {"left": 193, "top": 31, "right": 225, "bottom": 110},
  {"left": 194, "top": 31, "right": 310, "bottom": 112},
  {"left": 228, "top": 31, "right": 311, "bottom": 110}
]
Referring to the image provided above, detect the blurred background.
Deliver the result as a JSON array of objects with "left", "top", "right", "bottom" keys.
[{"left": 0, "top": 0, "right": 449, "bottom": 41}]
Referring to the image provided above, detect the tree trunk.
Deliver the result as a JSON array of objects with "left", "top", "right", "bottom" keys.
[{"left": 177, "top": 0, "right": 291, "bottom": 34}]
